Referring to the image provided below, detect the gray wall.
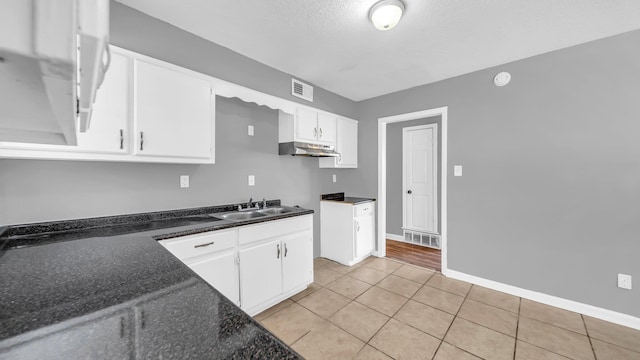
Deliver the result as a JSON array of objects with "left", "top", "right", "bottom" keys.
[
  {"left": 0, "top": 2, "right": 359, "bottom": 257},
  {"left": 326, "top": 29, "right": 640, "bottom": 317},
  {"left": 386, "top": 117, "right": 441, "bottom": 237}
]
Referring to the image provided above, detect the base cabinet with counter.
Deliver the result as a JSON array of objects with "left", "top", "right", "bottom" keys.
[
  {"left": 158, "top": 214, "right": 313, "bottom": 316},
  {"left": 321, "top": 200, "right": 375, "bottom": 266}
]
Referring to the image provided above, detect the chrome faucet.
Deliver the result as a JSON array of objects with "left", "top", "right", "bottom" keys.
[
  {"left": 262, "top": 198, "right": 267, "bottom": 209},
  {"left": 247, "top": 197, "right": 253, "bottom": 208}
]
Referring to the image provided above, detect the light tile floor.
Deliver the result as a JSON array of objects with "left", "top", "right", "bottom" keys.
[{"left": 255, "top": 257, "right": 640, "bottom": 360}]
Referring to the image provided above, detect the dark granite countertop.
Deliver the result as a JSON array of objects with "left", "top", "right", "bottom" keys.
[
  {"left": 321, "top": 192, "right": 376, "bottom": 205},
  {"left": 0, "top": 201, "right": 309, "bottom": 359}
]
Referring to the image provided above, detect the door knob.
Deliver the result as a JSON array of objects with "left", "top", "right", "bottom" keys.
[{"left": 407, "top": 190, "right": 412, "bottom": 194}]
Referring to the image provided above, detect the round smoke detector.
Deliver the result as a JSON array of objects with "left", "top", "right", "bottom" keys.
[{"left": 493, "top": 72, "right": 511, "bottom": 87}]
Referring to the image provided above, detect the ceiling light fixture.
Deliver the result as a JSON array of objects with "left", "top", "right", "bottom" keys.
[{"left": 369, "top": 0, "right": 405, "bottom": 31}]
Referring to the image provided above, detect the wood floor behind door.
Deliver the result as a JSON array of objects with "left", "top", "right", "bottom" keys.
[{"left": 386, "top": 239, "right": 441, "bottom": 271}]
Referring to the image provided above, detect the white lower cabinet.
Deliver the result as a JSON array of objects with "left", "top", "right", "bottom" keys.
[
  {"left": 321, "top": 201, "right": 375, "bottom": 266},
  {"left": 239, "top": 238, "right": 283, "bottom": 311},
  {"left": 238, "top": 215, "right": 313, "bottom": 315},
  {"left": 159, "top": 229, "right": 239, "bottom": 305},
  {"left": 159, "top": 214, "right": 313, "bottom": 316},
  {"left": 186, "top": 249, "right": 239, "bottom": 305}
]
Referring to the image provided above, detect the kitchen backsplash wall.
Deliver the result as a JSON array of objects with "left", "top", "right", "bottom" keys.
[{"left": 0, "top": 98, "right": 326, "bottom": 256}]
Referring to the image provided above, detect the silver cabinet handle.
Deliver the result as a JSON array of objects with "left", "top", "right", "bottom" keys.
[
  {"left": 356, "top": 221, "right": 360, "bottom": 232},
  {"left": 319, "top": 128, "right": 323, "bottom": 138},
  {"left": 119, "top": 129, "right": 124, "bottom": 149},
  {"left": 194, "top": 241, "right": 214, "bottom": 248},
  {"left": 313, "top": 128, "right": 318, "bottom": 139},
  {"left": 407, "top": 190, "right": 412, "bottom": 194},
  {"left": 284, "top": 243, "right": 288, "bottom": 257},
  {"left": 140, "top": 131, "right": 144, "bottom": 151},
  {"left": 277, "top": 243, "right": 281, "bottom": 259}
]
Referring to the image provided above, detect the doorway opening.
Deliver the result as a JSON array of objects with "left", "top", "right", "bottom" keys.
[{"left": 377, "top": 107, "right": 448, "bottom": 273}]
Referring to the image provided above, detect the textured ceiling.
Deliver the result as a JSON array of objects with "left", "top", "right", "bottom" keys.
[{"left": 115, "top": 0, "right": 640, "bottom": 101}]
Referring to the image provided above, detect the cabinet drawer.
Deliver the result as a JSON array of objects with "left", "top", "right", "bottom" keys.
[
  {"left": 354, "top": 202, "right": 374, "bottom": 217},
  {"left": 159, "top": 229, "right": 237, "bottom": 260},
  {"left": 239, "top": 215, "right": 312, "bottom": 246}
]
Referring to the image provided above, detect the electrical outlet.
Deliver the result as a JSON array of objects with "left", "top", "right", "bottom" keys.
[
  {"left": 454, "top": 165, "right": 463, "bottom": 177},
  {"left": 332, "top": 174, "right": 337, "bottom": 183},
  {"left": 618, "top": 274, "right": 632, "bottom": 290},
  {"left": 248, "top": 125, "right": 254, "bottom": 136},
  {"left": 180, "top": 175, "right": 189, "bottom": 188},
  {"left": 248, "top": 175, "right": 255, "bottom": 186}
]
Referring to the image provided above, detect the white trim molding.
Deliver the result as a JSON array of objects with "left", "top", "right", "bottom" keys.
[
  {"left": 445, "top": 269, "right": 640, "bottom": 331},
  {"left": 386, "top": 233, "right": 404, "bottom": 242},
  {"left": 377, "top": 106, "right": 448, "bottom": 272}
]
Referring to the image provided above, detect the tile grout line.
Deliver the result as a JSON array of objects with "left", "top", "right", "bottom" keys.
[
  {"left": 513, "top": 296, "right": 522, "bottom": 360},
  {"left": 582, "top": 314, "right": 598, "bottom": 360},
  {"left": 425, "top": 274, "right": 473, "bottom": 359},
  {"left": 358, "top": 262, "right": 434, "bottom": 359}
]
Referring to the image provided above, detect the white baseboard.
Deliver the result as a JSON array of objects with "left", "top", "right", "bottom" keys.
[
  {"left": 444, "top": 269, "right": 640, "bottom": 331},
  {"left": 386, "top": 233, "right": 404, "bottom": 241}
]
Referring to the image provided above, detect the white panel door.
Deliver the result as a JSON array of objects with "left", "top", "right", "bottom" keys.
[
  {"left": 76, "top": 51, "right": 130, "bottom": 154},
  {"left": 187, "top": 250, "right": 239, "bottom": 305},
  {"left": 282, "top": 231, "right": 313, "bottom": 293},
  {"left": 134, "top": 59, "right": 212, "bottom": 159},
  {"left": 295, "top": 107, "right": 318, "bottom": 142},
  {"left": 403, "top": 124, "right": 438, "bottom": 233},
  {"left": 239, "top": 239, "right": 282, "bottom": 310},
  {"left": 316, "top": 112, "right": 336, "bottom": 144}
]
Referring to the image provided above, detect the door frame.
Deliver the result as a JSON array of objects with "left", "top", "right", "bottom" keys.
[
  {"left": 377, "top": 106, "right": 449, "bottom": 274},
  {"left": 402, "top": 123, "right": 438, "bottom": 234}
]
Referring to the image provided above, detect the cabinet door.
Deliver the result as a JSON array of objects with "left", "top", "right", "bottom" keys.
[
  {"left": 135, "top": 283, "right": 220, "bottom": 359},
  {"left": 355, "top": 213, "right": 374, "bottom": 259},
  {"left": 0, "top": 311, "right": 132, "bottom": 359},
  {"left": 134, "top": 60, "right": 213, "bottom": 160},
  {"left": 317, "top": 113, "right": 337, "bottom": 145},
  {"left": 337, "top": 118, "right": 357, "bottom": 167},
  {"left": 239, "top": 239, "right": 283, "bottom": 310},
  {"left": 295, "top": 107, "right": 318, "bottom": 142},
  {"left": 75, "top": 51, "right": 130, "bottom": 154},
  {"left": 282, "top": 231, "right": 313, "bottom": 293},
  {"left": 187, "top": 249, "right": 239, "bottom": 305}
]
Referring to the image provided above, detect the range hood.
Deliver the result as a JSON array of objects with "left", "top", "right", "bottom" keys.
[{"left": 279, "top": 141, "right": 340, "bottom": 157}]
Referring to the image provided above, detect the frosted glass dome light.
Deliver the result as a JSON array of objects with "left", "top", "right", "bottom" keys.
[{"left": 370, "top": 0, "right": 405, "bottom": 31}]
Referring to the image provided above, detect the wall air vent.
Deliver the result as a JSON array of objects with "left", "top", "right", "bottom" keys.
[{"left": 291, "top": 78, "right": 313, "bottom": 102}]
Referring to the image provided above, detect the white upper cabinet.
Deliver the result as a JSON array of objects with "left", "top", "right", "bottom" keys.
[
  {"left": 134, "top": 60, "right": 213, "bottom": 160},
  {"left": 295, "top": 107, "right": 319, "bottom": 142},
  {"left": 0, "top": 46, "right": 215, "bottom": 164},
  {"left": 75, "top": 51, "right": 130, "bottom": 154},
  {"left": 281, "top": 107, "right": 337, "bottom": 146},
  {"left": 317, "top": 113, "right": 337, "bottom": 144},
  {"left": 319, "top": 117, "right": 358, "bottom": 168}
]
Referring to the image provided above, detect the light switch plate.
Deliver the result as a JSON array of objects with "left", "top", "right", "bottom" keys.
[
  {"left": 248, "top": 175, "right": 255, "bottom": 186},
  {"left": 248, "top": 125, "right": 254, "bottom": 136},
  {"left": 180, "top": 175, "right": 189, "bottom": 188},
  {"left": 332, "top": 174, "right": 337, "bottom": 183},
  {"left": 454, "top": 165, "right": 463, "bottom": 177},
  {"left": 618, "top": 273, "right": 632, "bottom": 290}
]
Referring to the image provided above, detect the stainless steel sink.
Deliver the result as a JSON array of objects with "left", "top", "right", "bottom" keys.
[
  {"left": 215, "top": 211, "right": 267, "bottom": 221},
  {"left": 256, "top": 206, "right": 297, "bottom": 215}
]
